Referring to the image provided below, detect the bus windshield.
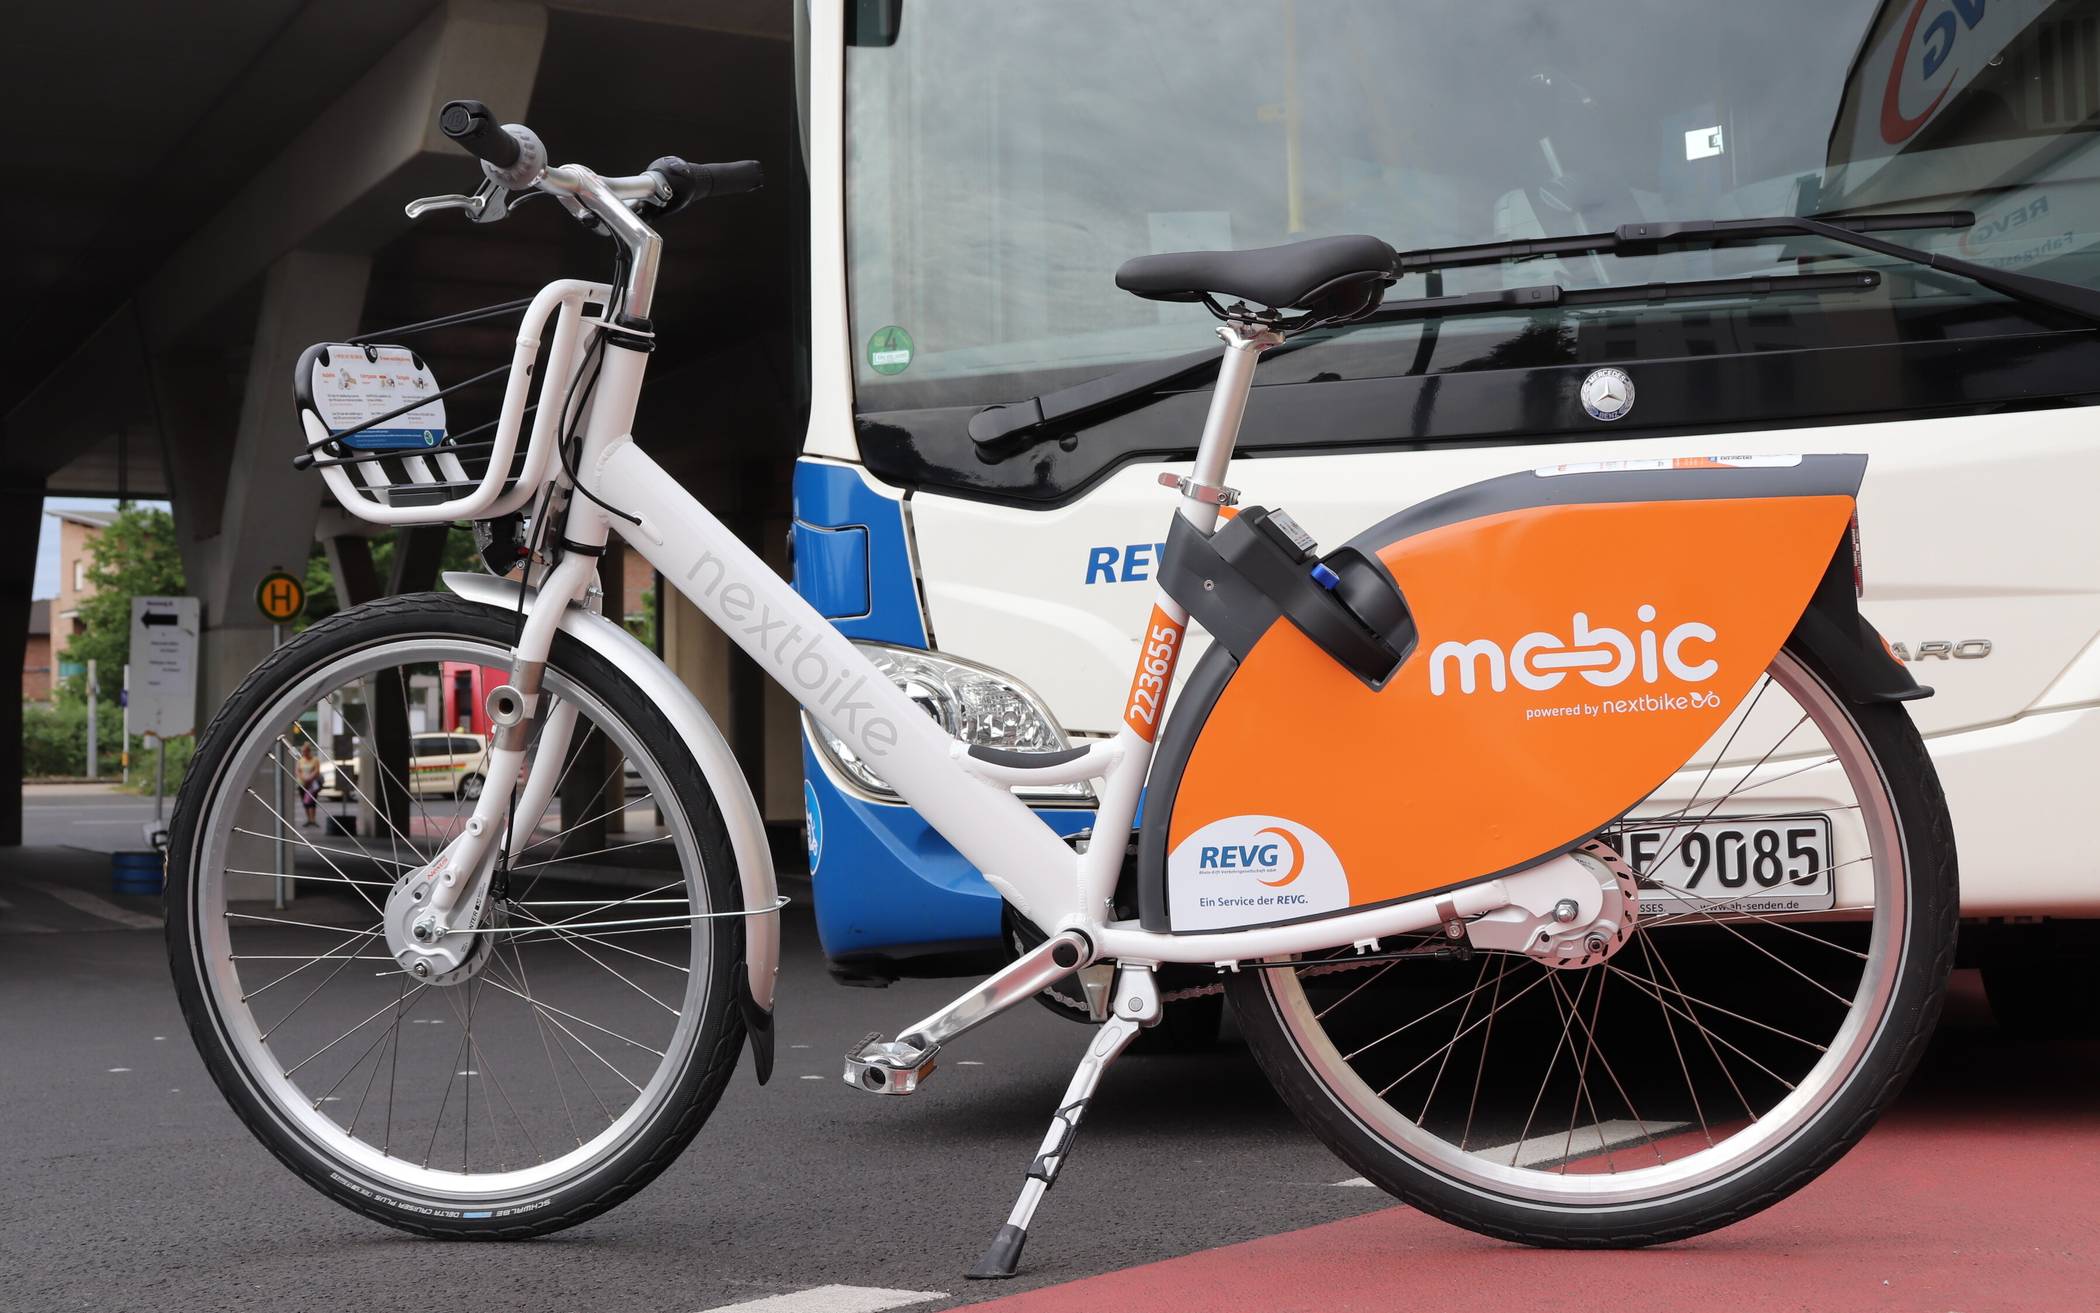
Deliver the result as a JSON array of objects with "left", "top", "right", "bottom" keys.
[{"left": 844, "top": 0, "right": 2100, "bottom": 413}]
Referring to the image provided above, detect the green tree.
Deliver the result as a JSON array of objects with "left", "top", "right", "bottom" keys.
[
  {"left": 67, "top": 504, "right": 184, "bottom": 702},
  {"left": 298, "top": 526, "right": 483, "bottom": 629},
  {"left": 625, "top": 586, "right": 657, "bottom": 649}
]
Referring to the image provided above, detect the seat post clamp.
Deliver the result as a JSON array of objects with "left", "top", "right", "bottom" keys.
[{"left": 1157, "top": 471, "right": 1239, "bottom": 507}]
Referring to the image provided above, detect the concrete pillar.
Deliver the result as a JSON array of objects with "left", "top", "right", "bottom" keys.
[
  {"left": 325, "top": 534, "right": 384, "bottom": 608},
  {"left": 388, "top": 525, "right": 450, "bottom": 596},
  {"left": 0, "top": 484, "right": 47, "bottom": 845},
  {"left": 176, "top": 250, "right": 373, "bottom": 723}
]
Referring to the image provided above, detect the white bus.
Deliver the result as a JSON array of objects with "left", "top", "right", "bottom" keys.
[{"left": 789, "top": 0, "right": 2100, "bottom": 1032}]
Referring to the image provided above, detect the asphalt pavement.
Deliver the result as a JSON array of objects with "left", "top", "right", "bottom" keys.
[
  {"left": 3, "top": 793, "right": 2096, "bottom": 1313},
  {"left": 20, "top": 782, "right": 165, "bottom": 854},
  {"left": 1, "top": 833, "right": 1387, "bottom": 1313}
]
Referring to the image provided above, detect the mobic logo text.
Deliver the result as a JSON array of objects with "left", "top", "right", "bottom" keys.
[{"left": 1429, "top": 606, "right": 1718, "bottom": 697}]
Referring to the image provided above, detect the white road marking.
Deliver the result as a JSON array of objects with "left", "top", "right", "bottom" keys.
[
  {"left": 1333, "top": 1177, "right": 1375, "bottom": 1187},
  {"left": 955, "top": 1060, "right": 984, "bottom": 1067},
  {"left": 108, "top": 1067, "right": 131, "bottom": 1073},
  {"left": 27, "top": 880, "right": 161, "bottom": 930},
  {"left": 694, "top": 1286, "right": 946, "bottom": 1313},
  {"left": 799, "top": 1075, "right": 825, "bottom": 1081},
  {"left": 1479, "top": 1119, "right": 1688, "bottom": 1169}
]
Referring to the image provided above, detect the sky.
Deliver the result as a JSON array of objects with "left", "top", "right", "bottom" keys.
[{"left": 35, "top": 497, "right": 172, "bottom": 600}]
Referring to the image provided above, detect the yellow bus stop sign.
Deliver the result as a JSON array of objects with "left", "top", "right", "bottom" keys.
[{"left": 257, "top": 570, "right": 306, "bottom": 623}]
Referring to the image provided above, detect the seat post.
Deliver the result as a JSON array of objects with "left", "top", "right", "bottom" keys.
[{"left": 1180, "top": 321, "right": 1282, "bottom": 533}]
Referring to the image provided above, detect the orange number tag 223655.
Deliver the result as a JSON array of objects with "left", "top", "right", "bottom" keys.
[{"left": 1123, "top": 605, "right": 1185, "bottom": 742}]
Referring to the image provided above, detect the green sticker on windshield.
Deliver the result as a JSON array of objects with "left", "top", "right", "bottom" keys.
[{"left": 867, "top": 325, "right": 914, "bottom": 376}]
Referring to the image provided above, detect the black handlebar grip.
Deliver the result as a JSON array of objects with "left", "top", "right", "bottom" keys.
[
  {"left": 693, "top": 160, "right": 765, "bottom": 199},
  {"left": 648, "top": 157, "right": 765, "bottom": 213},
  {"left": 439, "top": 99, "right": 522, "bottom": 170}
]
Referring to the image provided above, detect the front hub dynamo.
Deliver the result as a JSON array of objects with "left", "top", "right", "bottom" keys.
[
  {"left": 1529, "top": 839, "right": 1640, "bottom": 970},
  {"left": 382, "top": 854, "right": 501, "bottom": 986}
]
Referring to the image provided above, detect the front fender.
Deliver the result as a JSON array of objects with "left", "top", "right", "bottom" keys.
[{"left": 443, "top": 572, "right": 780, "bottom": 1082}]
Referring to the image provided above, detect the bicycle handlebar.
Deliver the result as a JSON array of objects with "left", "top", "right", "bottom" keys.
[
  {"left": 439, "top": 99, "right": 521, "bottom": 169},
  {"left": 647, "top": 156, "right": 764, "bottom": 213}
]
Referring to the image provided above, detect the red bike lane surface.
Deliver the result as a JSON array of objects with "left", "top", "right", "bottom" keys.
[{"left": 973, "top": 993, "right": 2099, "bottom": 1313}]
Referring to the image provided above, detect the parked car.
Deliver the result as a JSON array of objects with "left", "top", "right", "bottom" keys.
[{"left": 320, "top": 732, "right": 490, "bottom": 802}]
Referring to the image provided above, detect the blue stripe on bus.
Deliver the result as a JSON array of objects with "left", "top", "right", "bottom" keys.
[{"left": 790, "top": 460, "right": 927, "bottom": 647}]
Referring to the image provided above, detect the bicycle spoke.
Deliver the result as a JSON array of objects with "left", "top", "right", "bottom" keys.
[
  {"left": 1506, "top": 967, "right": 1584, "bottom": 1165},
  {"left": 1459, "top": 955, "right": 1511, "bottom": 1152},
  {"left": 283, "top": 985, "right": 431, "bottom": 1079},
  {"left": 1604, "top": 962, "right": 1798, "bottom": 1093},
  {"left": 480, "top": 974, "right": 648, "bottom": 1096},
  {"left": 1416, "top": 953, "right": 1491, "bottom": 1124},
  {"left": 245, "top": 788, "right": 388, "bottom": 919},
  {"left": 508, "top": 832, "right": 671, "bottom": 873},
  {"left": 297, "top": 718, "right": 426, "bottom": 866},
  {"left": 507, "top": 907, "right": 681, "bottom": 1016}
]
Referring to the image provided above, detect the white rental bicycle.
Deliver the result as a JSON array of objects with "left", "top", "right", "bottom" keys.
[{"left": 169, "top": 102, "right": 1956, "bottom": 1276}]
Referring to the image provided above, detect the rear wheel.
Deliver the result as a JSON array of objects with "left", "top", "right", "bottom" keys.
[
  {"left": 167, "top": 593, "right": 748, "bottom": 1238},
  {"left": 1229, "top": 643, "right": 1955, "bottom": 1246}
]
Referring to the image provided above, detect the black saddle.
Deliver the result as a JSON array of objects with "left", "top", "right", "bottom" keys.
[{"left": 1115, "top": 234, "right": 1396, "bottom": 318}]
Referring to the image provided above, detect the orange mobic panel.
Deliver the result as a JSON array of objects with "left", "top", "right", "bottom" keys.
[{"left": 1138, "top": 455, "right": 1911, "bottom": 933}]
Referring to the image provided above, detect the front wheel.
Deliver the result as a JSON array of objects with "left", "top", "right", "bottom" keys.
[
  {"left": 1229, "top": 643, "right": 1955, "bottom": 1246},
  {"left": 166, "top": 593, "right": 749, "bottom": 1238}
]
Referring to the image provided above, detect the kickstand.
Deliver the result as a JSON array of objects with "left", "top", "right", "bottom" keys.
[{"left": 967, "top": 965, "right": 1159, "bottom": 1280}]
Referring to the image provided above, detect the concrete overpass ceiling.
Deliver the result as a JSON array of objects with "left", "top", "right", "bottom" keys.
[
  {"left": 548, "top": 0, "right": 790, "bottom": 40},
  {"left": 354, "top": 6, "right": 806, "bottom": 490},
  {"left": 0, "top": 1, "right": 449, "bottom": 405}
]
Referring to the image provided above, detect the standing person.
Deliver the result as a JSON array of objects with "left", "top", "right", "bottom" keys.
[{"left": 297, "top": 741, "right": 323, "bottom": 827}]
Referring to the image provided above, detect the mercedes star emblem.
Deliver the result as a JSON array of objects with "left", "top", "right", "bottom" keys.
[{"left": 1580, "top": 367, "right": 1635, "bottom": 422}]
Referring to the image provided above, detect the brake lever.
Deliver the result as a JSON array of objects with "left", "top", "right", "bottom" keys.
[{"left": 404, "top": 177, "right": 511, "bottom": 224}]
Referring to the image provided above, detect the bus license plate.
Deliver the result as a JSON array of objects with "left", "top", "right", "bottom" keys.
[{"left": 1613, "top": 815, "right": 1835, "bottom": 915}]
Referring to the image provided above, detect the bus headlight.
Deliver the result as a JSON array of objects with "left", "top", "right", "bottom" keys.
[{"left": 807, "top": 643, "right": 1090, "bottom": 801}]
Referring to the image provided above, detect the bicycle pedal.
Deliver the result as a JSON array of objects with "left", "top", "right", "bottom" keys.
[{"left": 843, "top": 1031, "right": 939, "bottom": 1095}]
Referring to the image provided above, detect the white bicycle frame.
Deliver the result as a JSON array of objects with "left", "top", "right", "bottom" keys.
[{"left": 352, "top": 154, "right": 1594, "bottom": 1054}]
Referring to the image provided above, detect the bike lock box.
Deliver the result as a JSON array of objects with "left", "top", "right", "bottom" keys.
[{"left": 1158, "top": 506, "right": 1418, "bottom": 688}]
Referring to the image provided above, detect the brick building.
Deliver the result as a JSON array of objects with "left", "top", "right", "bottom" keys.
[
  {"left": 20, "top": 600, "right": 50, "bottom": 702},
  {"left": 46, "top": 508, "right": 117, "bottom": 686}
]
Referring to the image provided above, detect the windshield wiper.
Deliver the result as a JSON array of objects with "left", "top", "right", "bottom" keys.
[
  {"left": 1394, "top": 210, "right": 1977, "bottom": 273},
  {"left": 970, "top": 268, "right": 1883, "bottom": 456},
  {"left": 1401, "top": 208, "right": 2100, "bottom": 329}
]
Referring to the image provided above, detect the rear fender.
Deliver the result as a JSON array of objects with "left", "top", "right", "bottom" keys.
[
  {"left": 444, "top": 572, "right": 780, "bottom": 1082},
  {"left": 1138, "top": 454, "right": 1901, "bottom": 934}
]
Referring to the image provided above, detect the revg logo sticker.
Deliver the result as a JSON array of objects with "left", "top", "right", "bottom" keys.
[
  {"left": 1169, "top": 816, "right": 1347, "bottom": 930},
  {"left": 1196, "top": 825, "right": 1305, "bottom": 887}
]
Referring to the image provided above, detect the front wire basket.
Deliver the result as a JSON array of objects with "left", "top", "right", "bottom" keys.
[{"left": 291, "top": 279, "right": 614, "bottom": 528}]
